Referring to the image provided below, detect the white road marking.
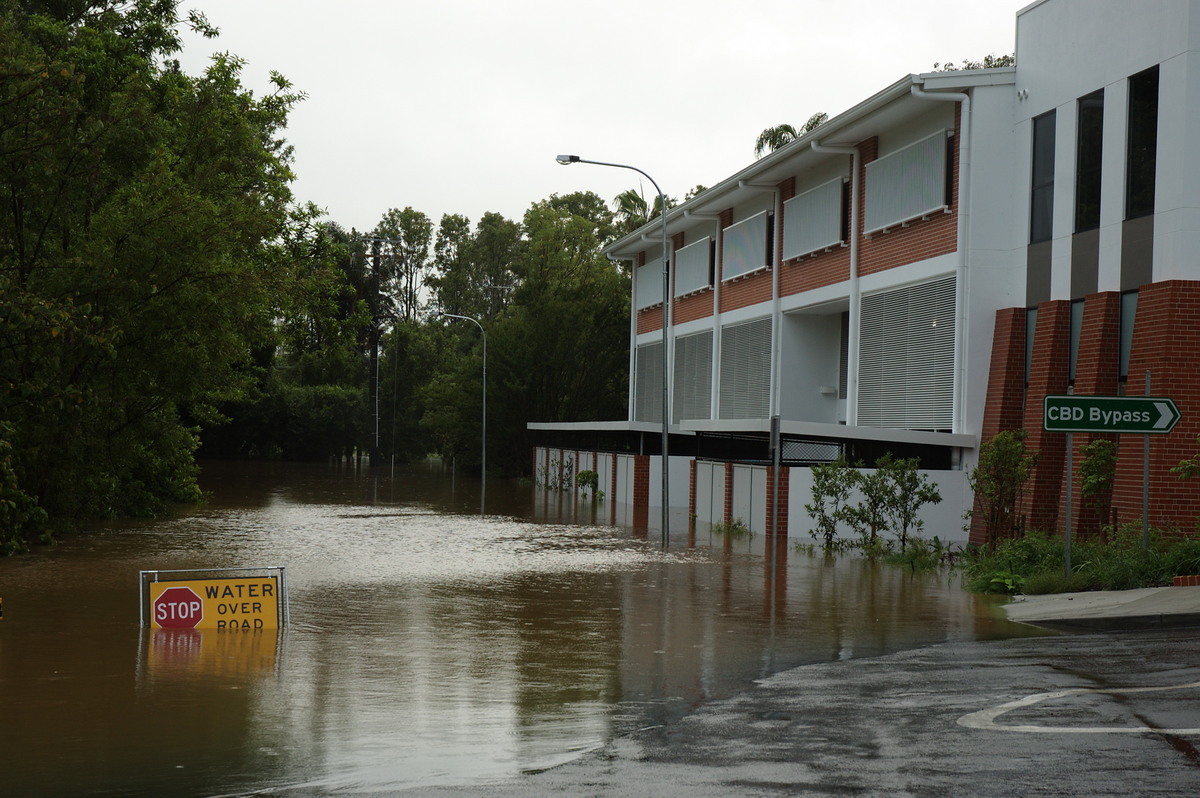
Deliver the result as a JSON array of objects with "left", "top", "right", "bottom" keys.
[{"left": 957, "top": 681, "right": 1200, "bottom": 734}]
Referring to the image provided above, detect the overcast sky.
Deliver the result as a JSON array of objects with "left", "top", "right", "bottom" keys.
[{"left": 177, "top": 0, "right": 1031, "bottom": 235}]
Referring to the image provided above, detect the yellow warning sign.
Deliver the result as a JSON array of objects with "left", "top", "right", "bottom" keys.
[{"left": 149, "top": 577, "right": 279, "bottom": 630}]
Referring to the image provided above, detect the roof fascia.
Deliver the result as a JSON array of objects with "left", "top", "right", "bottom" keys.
[{"left": 605, "top": 74, "right": 921, "bottom": 260}]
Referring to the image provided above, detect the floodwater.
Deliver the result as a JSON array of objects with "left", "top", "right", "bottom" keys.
[{"left": 0, "top": 460, "right": 1040, "bottom": 796}]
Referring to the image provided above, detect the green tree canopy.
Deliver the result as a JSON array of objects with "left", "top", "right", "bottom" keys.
[{"left": 0, "top": 0, "right": 304, "bottom": 547}]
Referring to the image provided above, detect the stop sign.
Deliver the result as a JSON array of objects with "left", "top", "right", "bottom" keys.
[{"left": 153, "top": 586, "right": 204, "bottom": 629}]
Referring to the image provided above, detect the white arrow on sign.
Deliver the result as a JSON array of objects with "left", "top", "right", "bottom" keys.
[{"left": 1155, "top": 401, "right": 1175, "bottom": 430}]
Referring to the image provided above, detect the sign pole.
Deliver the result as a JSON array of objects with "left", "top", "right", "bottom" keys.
[
  {"left": 1144, "top": 371, "right": 1151, "bottom": 551},
  {"left": 1065, "top": 432, "right": 1073, "bottom": 579}
]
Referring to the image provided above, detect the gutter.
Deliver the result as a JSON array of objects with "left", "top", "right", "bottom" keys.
[
  {"left": 910, "top": 83, "right": 970, "bottom": 436},
  {"left": 810, "top": 139, "right": 861, "bottom": 426}
]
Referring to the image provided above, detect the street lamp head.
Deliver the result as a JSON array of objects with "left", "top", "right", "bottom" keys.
[{"left": 556, "top": 154, "right": 580, "bottom": 165}]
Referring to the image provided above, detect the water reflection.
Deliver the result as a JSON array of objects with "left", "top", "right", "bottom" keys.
[{"left": 0, "top": 460, "right": 1039, "bottom": 796}]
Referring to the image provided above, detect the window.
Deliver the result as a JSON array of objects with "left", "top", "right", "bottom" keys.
[
  {"left": 864, "top": 131, "right": 950, "bottom": 234},
  {"left": 674, "top": 237, "right": 713, "bottom": 297},
  {"left": 1068, "top": 299, "right": 1084, "bottom": 382},
  {"left": 1126, "top": 66, "right": 1159, "bottom": 219},
  {"left": 858, "top": 278, "right": 956, "bottom": 431},
  {"left": 1120, "top": 290, "right": 1138, "bottom": 380},
  {"left": 722, "top": 211, "right": 772, "bottom": 280},
  {"left": 672, "top": 331, "right": 713, "bottom": 422},
  {"left": 635, "top": 260, "right": 663, "bottom": 309},
  {"left": 634, "top": 341, "right": 663, "bottom": 423},
  {"left": 1075, "top": 90, "right": 1104, "bottom": 232},
  {"left": 1030, "top": 111, "right": 1056, "bottom": 243},
  {"left": 719, "top": 318, "right": 771, "bottom": 419},
  {"left": 782, "top": 177, "right": 846, "bottom": 259}
]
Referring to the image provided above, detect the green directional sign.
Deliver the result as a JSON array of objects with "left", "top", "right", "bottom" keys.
[{"left": 1043, "top": 395, "right": 1181, "bottom": 434}]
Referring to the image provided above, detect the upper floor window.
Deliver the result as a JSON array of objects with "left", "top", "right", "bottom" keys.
[
  {"left": 674, "top": 237, "right": 714, "bottom": 298},
  {"left": 782, "top": 177, "right": 847, "bottom": 259},
  {"left": 1126, "top": 66, "right": 1159, "bottom": 220},
  {"left": 722, "top": 211, "right": 772, "bottom": 281},
  {"left": 1030, "top": 111, "right": 1056, "bottom": 244},
  {"left": 864, "top": 131, "right": 950, "bottom": 234},
  {"left": 1075, "top": 90, "right": 1104, "bottom": 232}
]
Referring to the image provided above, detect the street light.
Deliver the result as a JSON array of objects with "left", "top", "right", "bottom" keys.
[
  {"left": 556, "top": 154, "right": 671, "bottom": 549},
  {"left": 439, "top": 312, "right": 487, "bottom": 515}
]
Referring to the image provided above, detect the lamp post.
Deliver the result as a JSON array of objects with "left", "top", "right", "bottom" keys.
[
  {"left": 440, "top": 312, "right": 487, "bottom": 515},
  {"left": 556, "top": 154, "right": 670, "bottom": 549}
]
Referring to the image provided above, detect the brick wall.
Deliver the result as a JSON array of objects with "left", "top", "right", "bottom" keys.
[
  {"left": 1070, "top": 292, "right": 1121, "bottom": 536},
  {"left": 765, "top": 466, "right": 790, "bottom": 537},
  {"left": 1021, "top": 300, "right": 1072, "bottom": 533},
  {"left": 633, "top": 454, "right": 650, "bottom": 529},
  {"left": 976, "top": 281, "right": 1200, "bottom": 542},
  {"left": 969, "top": 306, "right": 1028, "bottom": 545},
  {"left": 1113, "top": 281, "right": 1200, "bottom": 532}
]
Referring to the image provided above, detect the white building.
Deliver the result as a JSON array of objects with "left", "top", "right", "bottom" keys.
[{"left": 533, "top": 0, "right": 1200, "bottom": 546}]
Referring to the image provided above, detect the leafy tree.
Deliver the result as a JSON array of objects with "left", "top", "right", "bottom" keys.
[
  {"left": 805, "top": 455, "right": 855, "bottom": 549},
  {"left": 754, "top": 112, "right": 828, "bottom": 158},
  {"left": 0, "top": 1, "right": 303, "bottom": 544},
  {"left": 969, "top": 430, "right": 1039, "bottom": 549},
  {"left": 879, "top": 454, "right": 942, "bottom": 552},
  {"left": 933, "top": 54, "right": 1015, "bottom": 71},
  {"left": 1078, "top": 438, "right": 1118, "bottom": 532},
  {"left": 373, "top": 207, "right": 432, "bottom": 323}
]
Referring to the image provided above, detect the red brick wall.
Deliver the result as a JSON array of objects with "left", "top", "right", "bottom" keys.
[
  {"left": 720, "top": 270, "right": 774, "bottom": 312},
  {"left": 1021, "top": 300, "right": 1072, "bottom": 533},
  {"left": 766, "top": 466, "right": 790, "bottom": 537},
  {"left": 977, "top": 281, "right": 1200, "bottom": 541},
  {"left": 675, "top": 289, "right": 715, "bottom": 324},
  {"left": 1069, "top": 292, "right": 1122, "bottom": 536},
  {"left": 724, "top": 462, "right": 734, "bottom": 524},
  {"left": 633, "top": 454, "right": 650, "bottom": 529},
  {"left": 1113, "top": 281, "right": 1200, "bottom": 532},
  {"left": 969, "top": 307, "right": 1028, "bottom": 545}
]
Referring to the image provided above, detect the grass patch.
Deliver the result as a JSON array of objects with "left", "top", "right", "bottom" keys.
[{"left": 962, "top": 525, "right": 1200, "bottom": 594}]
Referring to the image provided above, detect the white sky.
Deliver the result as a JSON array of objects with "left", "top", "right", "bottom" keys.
[{"left": 178, "top": 0, "right": 1031, "bottom": 234}]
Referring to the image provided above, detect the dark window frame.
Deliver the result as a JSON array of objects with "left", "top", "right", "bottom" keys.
[
  {"left": 1075, "top": 89, "right": 1105, "bottom": 233},
  {"left": 1030, "top": 111, "right": 1057, "bottom": 244},
  {"left": 1126, "top": 66, "right": 1159, "bottom": 220}
]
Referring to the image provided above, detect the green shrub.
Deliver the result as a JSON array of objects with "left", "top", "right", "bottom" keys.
[{"left": 712, "top": 518, "right": 753, "bottom": 539}]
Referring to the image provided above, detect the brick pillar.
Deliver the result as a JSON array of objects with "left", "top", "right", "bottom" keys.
[
  {"left": 1114, "top": 281, "right": 1200, "bottom": 534},
  {"left": 632, "top": 454, "right": 650, "bottom": 530},
  {"left": 1071, "top": 292, "right": 1122, "bottom": 537},
  {"left": 724, "top": 462, "right": 734, "bottom": 524},
  {"left": 970, "top": 307, "right": 1028, "bottom": 546},
  {"left": 766, "top": 466, "right": 790, "bottom": 538},
  {"left": 689, "top": 459, "right": 697, "bottom": 522},
  {"left": 1023, "top": 300, "right": 1072, "bottom": 534}
]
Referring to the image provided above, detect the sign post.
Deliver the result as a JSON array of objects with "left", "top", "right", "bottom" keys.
[
  {"left": 1043, "top": 392, "right": 1182, "bottom": 574},
  {"left": 1043, "top": 395, "right": 1180, "bottom": 434}
]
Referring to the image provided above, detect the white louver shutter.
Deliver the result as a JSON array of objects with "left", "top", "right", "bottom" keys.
[
  {"left": 858, "top": 277, "right": 955, "bottom": 430},
  {"left": 864, "top": 131, "right": 949, "bottom": 234},
  {"left": 634, "top": 341, "right": 663, "bottom": 423},
  {"left": 672, "top": 331, "right": 713, "bottom": 423},
  {"left": 719, "top": 318, "right": 771, "bottom": 420}
]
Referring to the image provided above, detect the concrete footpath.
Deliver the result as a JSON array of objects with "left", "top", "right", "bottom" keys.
[{"left": 403, "top": 588, "right": 1200, "bottom": 797}]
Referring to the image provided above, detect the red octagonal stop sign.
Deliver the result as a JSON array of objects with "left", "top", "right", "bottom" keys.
[{"left": 153, "top": 585, "right": 204, "bottom": 629}]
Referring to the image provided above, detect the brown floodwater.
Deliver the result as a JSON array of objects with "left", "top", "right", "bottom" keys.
[{"left": 0, "top": 459, "right": 1041, "bottom": 796}]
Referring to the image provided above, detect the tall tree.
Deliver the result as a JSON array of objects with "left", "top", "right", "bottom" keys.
[
  {"left": 0, "top": 0, "right": 303, "bottom": 546},
  {"left": 754, "top": 112, "right": 828, "bottom": 158}
]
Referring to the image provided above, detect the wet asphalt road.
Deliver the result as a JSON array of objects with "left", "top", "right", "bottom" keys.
[{"left": 406, "top": 628, "right": 1200, "bottom": 797}]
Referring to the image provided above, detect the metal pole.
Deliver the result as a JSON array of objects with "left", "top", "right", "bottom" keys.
[
  {"left": 556, "top": 155, "right": 670, "bottom": 549},
  {"left": 1143, "top": 370, "right": 1151, "bottom": 550},
  {"left": 1070, "top": 429, "right": 1080, "bottom": 578}
]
